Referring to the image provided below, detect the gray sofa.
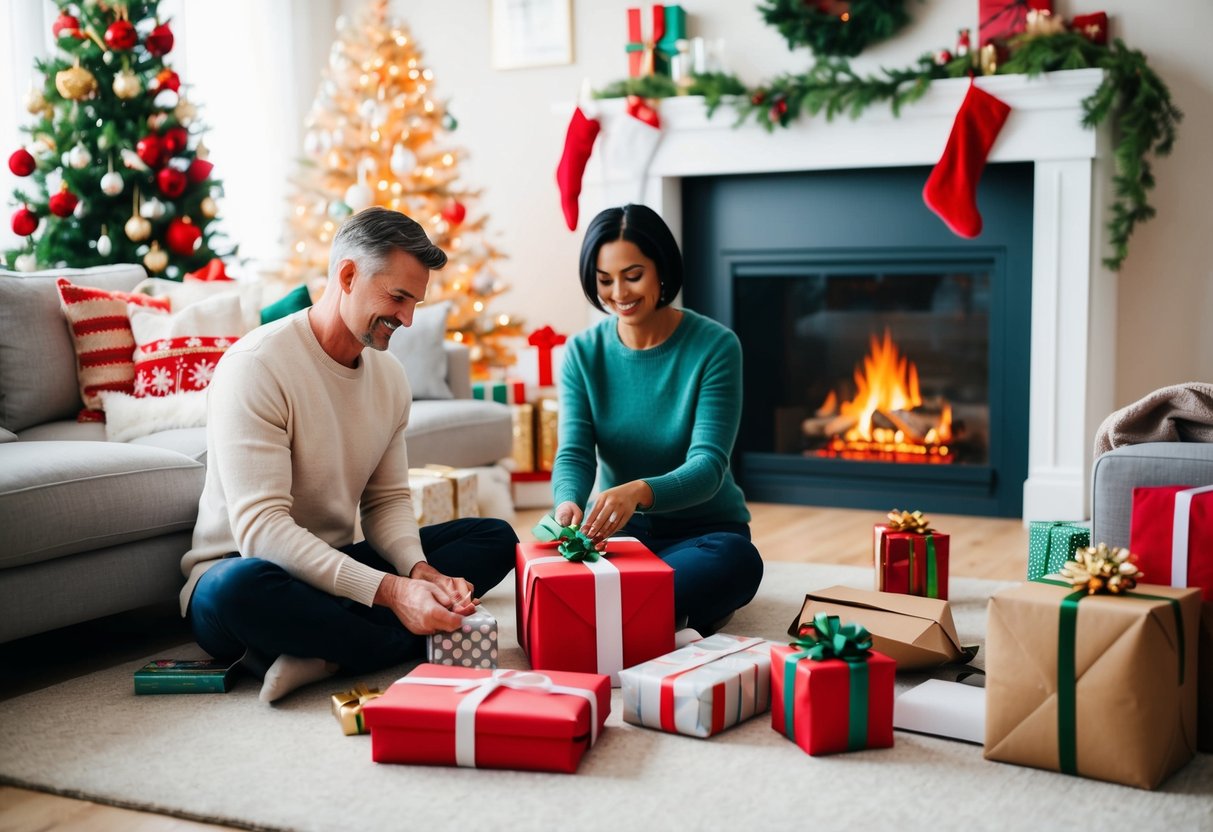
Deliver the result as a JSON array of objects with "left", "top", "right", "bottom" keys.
[
  {"left": 0, "top": 265, "right": 512, "bottom": 643},
  {"left": 1091, "top": 441, "right": 1213, "bottom": 547}
]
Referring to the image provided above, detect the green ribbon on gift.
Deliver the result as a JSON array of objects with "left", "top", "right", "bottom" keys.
[
  {"left": 907, "top": 534, "right": 939, "bottom": 599},
  {"left": 1036, "top": 577, "right": 1185, "bottom": 776},
  {"left": 656, "top": 5, "right": 686, "bottom": 64},
  {"left": 532, "top": 514, "right": 599, "bottom": 562},
  {"left": 785, "top": 613, "right": 872, "bottom": 750}
]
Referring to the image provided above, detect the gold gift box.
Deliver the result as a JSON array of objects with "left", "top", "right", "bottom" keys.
[
  {"left": 407, "top": 471, "right": 455, "bottom": 527},
  {"left": 331, "top": 683, "right": 382, "bottom": 735},
  {"left": 510, "top": 403, "right": 534, "bottom": 473},
  {"left": 537, "top": 398, "right": 559, "bottom": 472},
  {"left": 423, "top": 464, "right": 480, "bottom": 519}
]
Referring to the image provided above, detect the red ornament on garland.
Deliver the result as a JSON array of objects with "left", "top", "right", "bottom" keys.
[
  {"left": 8, "top": 148, "right": 35, "bottom": 177},
  {"left": 104, "top": 19, "right": 138, "bottom": 50},
  {"left": 1071, "top": 12, "right": 1108, "bottom": 45},
  {"left": 145, "top": 22, "right": 174, "bottom": 56},
  {"left": 187, "top": 158, "right": 213, "bottom": 184},
  {"left": 136, "top": 134, "right": 165, "bottom": 168},
  {"left": 441, "top": 200, "right": 467, "bottom": 226},
  {"left": 52, "top": 13, "right": 80, "bottom": 39},
  {"left": 11, "top": 206, "right": 37, "bottom": 236},
  {"left": 163, "top": 126, "right": 188, "bottom": 155},
  {"left": 769, "top": 98, "right": 789, "bottom": 123},
  {"left": 157, "top": 167, "right": 187, "bottom": 198},
  {"left": 49, "top": 187, "right": 79, "bottom": 218},
  {"left": 165, "top": 217, "right": 202, "bottom": 255}
]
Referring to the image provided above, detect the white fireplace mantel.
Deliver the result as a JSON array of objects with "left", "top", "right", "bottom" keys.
[{"left": 580, "top": 69, "right": 1115, "bottom": 521}]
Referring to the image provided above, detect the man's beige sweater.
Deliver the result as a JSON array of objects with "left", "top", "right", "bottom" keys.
[{"left": 179, "top": 311, "right": 424, "bottom": 615}]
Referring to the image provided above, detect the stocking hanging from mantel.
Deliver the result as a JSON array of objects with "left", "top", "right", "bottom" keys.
[{"left": 922, "top": 78, "right": 1012, "bottom": 239}]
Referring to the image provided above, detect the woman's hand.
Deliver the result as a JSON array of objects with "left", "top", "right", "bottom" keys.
[
  {"left": 554, "top": 501, "right": 583, "bottom": 527},
  {"left": 583, "top": 480, "right": 653, "bottom": 543}
]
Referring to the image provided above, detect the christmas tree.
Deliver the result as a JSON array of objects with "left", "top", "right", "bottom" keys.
[
  {"left": 4, "top": 0, "right": 229, "bottom": 277},
  {"left": 285, "top": 0, "right": 521, "bottom": 376}
]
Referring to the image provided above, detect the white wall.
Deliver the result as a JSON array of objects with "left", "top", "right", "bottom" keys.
[{"left": 352, "top": 0, "right": 1212, "bottom": 407}]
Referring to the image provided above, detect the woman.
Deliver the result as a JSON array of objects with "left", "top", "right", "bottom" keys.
[{"left": 552, "top": 203, "right": 763, "bottom": 636}]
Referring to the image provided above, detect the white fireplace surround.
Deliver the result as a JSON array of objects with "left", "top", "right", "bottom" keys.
[{"left": 579, "top": 68, "right": 1115, "bottom": 521}]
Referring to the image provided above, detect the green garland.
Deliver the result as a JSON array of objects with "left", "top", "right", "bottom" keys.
[
  {"left": 595, "top": 30, "right": 1180, "bottom": 271},
  {"left": 758, "top": 0, "right": 913, "bottom": 58}
]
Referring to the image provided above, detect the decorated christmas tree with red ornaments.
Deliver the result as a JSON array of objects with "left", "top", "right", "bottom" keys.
[
  {"left": 284, "top": 0, "right": 521, "bottom": 376},
  {"left": 4, "top": 0, "right": 230, "bottom": 277}
]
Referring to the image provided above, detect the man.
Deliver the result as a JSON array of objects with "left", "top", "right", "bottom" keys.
[{"left": 181, "top": 207, "right": 517, "bottom": 702}]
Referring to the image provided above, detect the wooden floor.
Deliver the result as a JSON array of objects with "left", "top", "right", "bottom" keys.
[{"left": 0, "top": 504, "right": 1027, "bottom": 831}]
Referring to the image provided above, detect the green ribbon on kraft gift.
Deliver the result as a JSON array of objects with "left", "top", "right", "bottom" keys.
[
  {"left": 906, "top": 534, "right": 939, "bottom": 599},
  {"left": 1036, "top": 543, "right": 1184, "bottom": 776},
  {"left": 532, "top": 514, "right": 598, "bottom": 562},
  {"left": 785, "top": 613, "right": 872, "bottom": 751}
]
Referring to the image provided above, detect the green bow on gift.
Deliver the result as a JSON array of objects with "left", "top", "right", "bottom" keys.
[
  {"left": 532, "top": 514, "right": 599, "bottom": 562},
  {"left": 791, "top": 612, "right": 872, "bottom": 662}
]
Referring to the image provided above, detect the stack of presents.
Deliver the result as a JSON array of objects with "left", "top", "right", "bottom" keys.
[{"left": 333, "top": 484, "right": 1210, "bottom": 788}]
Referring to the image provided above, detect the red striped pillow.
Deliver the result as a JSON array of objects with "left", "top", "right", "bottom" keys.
[{"left": 55, "top": 278, "right": 171, "bottom": 421}]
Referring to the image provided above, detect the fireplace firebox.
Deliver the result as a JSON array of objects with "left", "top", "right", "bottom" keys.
[{"left": 682, "top": 164, "right": 1033, "bottom": 516}]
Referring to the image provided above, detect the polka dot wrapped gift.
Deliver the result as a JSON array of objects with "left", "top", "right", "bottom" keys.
[{"left": 427, "top": 608, "right": 498, "bottom": 669}]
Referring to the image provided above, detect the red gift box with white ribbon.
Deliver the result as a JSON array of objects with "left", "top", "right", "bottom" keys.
[
  {"left": 516, "top": 537, "right": 674, "bottom": 686},
  {"left": 362, "top": 664, "right": 610, "bottom": 773}
]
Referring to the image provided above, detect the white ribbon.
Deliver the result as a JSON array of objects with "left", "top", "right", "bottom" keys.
[
  {"left": 396, "top": 669, "right": 599, "bottom": 768},
  {"left": 1171, "top": 485, "right": 1213, "bottom": 588},
  {"left": 521, "top": 543, "right": 624, "bottom": 684}
]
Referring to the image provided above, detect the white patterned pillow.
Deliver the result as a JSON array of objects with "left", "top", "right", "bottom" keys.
[{"left": 127, "top": 293, "right": 244, "bottom": 397}]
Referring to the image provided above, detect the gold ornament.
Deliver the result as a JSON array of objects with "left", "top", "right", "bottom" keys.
[
  {"left": 24, "top": 86, "right": 47, "bottom": 115},
  {"left": 112, "top": 69, "right": 142, "bottom": 99},
  {"left": 55, "top": 65, "right": 98, "bottom": 100},
  {"left": 885, "top": 509, "right": 933, "bottom": 535},
  {"left": 1060, "top": 543, "right": 1142, "bottom": 595},
  {"left": 979, "top": 44, "right": 998, "bottom": 76},
  {"left": 195, "top": 141, "right": 210, "bottom": 160},
  {"left": 1024, "top": 9, "right": 1065, "bottom": 38},
  {"left": 200, "top": 196, "right": 218, "bottom": 218},
  {"left": 147, "top": 112, "right": 169, "bottom": 132},
  {"left": 143, "top": 242, "right": 168, "bottom": 273},
  {"left": 125, "top": 215, "right": 151, "bottom": 242},
  {"left": 175, "top": 99, "right": 198, "bottom": 124}
]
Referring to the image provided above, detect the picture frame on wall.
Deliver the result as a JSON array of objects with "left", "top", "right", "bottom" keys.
[{"left": 491, "top": 0, "right": 573, "bottom": 70}]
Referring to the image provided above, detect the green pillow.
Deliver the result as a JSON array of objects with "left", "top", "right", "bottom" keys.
[{"left": 260, "top": 283, "right": 312, "bottom": 325}]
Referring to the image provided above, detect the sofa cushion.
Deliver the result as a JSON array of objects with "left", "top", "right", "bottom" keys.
[
  {"left": 406, "top": 399, "right": 512, "bottom": 468},
  {"left": 388, "top": 300, "right": 453, "bottom": 400},
  {"left": 0, "top": 440, "right": 204, "bottom": 569},
  {"left": 1091, "top": 442, "right": 1213, "bottom": 549},
  {"left": 0, "top": 264, "right": 147, "bottom": 432},
  {"left": 15, "top": 420, "right": 107, "bottom": 441},
  {"left": 130, "top": 426, "right": 209, "bottom": 464}
]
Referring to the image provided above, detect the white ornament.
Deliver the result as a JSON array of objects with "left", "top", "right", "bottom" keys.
[
  {"left": 97, "top": 234, "right": 112, "bottom": 256},
  {"left": 344, "top": 182, "right": 373, "bottom": 212},
  {"left": 120, "top": 148, "right": 149, "bottom": 171},
  {"left": 73, "top": 199, "right": 87, "bottom": 219},
  {"left": 389, "top": 144, "right": 417, "bottom": 177},
  {"left": 140, "top": 197, "right": 166, "bottom": 219},
  {"left": 15, "top": 253, "right": 38, "bottom": 272},
  {"left": 68, "top": 143, "right": 91, "bottom": 169},
  {"left": 100, "top": 170, "right": 124, "bottom": 196},
  {"left": 153, "top": 89, "right": 179, "bottom": 109},
  {"left": 28, "top": 139, "right": 53, "bottom": 159}
]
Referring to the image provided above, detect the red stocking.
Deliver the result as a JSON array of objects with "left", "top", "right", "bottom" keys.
[
  {"left": 556, "top": 106, "right": 601, "bottom": 231},
  {"left": 923, "top": 79, "right": 1011, "bottom": 239}
]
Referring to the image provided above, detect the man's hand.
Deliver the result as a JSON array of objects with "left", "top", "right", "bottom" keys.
[
  {"left": 409, "top": 561, "right": 478, "bottom": 616},
  {"left": 373, "top": 573, "right": 463, "bottom": 635},
  {"left": 583, "top": 480, "right": 653, "bottom": 544}
]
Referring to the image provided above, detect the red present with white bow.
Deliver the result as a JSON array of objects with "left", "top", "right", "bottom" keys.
[
  {"left": 362, "top": 664, "right": 610, "bottom": 773},
  {"left": 516, "top": 326, "right": 567, "bottom": 398},
  {"left": 618, "top": 633, "right": 776, "bottom": 737},
  {"left": 516, "top": 537, "right": 674, "bottom": 686}
]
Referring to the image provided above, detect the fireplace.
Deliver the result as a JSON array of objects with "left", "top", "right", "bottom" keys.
[
  {"left": 579, "top": 69, "right": 1116, "bottom": 521},
  {"left": 682, "top": 164, "right": 1032, "bottom": 516}
]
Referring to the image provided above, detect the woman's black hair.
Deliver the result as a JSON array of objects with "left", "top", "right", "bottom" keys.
[{"left": 577, "top": 204, "right": 683, "bottom": 312}]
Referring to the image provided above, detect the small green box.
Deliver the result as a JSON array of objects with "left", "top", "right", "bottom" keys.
[
  {"left": 1026, "top": 521, "right": 1090, "bottom": 580},
  {"left": 134, "top": 658, "right": 236, "bottom": 694}
]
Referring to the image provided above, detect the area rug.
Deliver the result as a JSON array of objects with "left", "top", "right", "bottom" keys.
[{"left": 0, "top": 563, "right": 1209, "bottom": 831}]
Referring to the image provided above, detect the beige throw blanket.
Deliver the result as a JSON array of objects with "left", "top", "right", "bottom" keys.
[{"left": 1093, "top": 382, "right": 1213, "bottom": 456}]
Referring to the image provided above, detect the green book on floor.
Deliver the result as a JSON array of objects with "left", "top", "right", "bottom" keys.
[{"left": 134, "top": 658, "right": 236, "bottom": 694}]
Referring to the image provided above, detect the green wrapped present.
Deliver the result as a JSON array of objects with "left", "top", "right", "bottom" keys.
[{"left": 1026, "top": 521, "right": 1090, "bottom": 581}]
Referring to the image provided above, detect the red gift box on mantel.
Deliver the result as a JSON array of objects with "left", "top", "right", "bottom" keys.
[
  {"left": 362, "top": 665, "right": 610, "bottom": 773},
  {"left": 770, "top": 614, "right": 896, "bottom": 756},
  {"left": 979, "top": 0, "right": 1052, "bottom": 46},
  {"left": 516, "top": 537, "right": 675, "bottom": 686},
  {"left": 873, "top": 510, "right": 950, "bottom": 600}
]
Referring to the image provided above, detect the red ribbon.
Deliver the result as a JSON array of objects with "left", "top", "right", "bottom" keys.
[
  {"left": 185, "top": 258, "right": 231, "bottom": 282},
  {"left": 626, "top": 5, "right": 666, "bottom": 77},
  {"left": 528, "top": 326, "right": 567, "bottom": 387}
]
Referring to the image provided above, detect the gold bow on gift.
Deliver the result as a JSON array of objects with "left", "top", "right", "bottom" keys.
[
  {"left": 1060, "top": 543, "right": 1143, "bottom": 595},
  {"left": 331, "top": 683, "right": 383, "bottom": 736},
  {"left": 885, "top": 509, "right": 933, "bottom": 535}
]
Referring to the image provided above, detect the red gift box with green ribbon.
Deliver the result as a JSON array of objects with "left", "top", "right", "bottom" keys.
[
  {"left": 874, "top": 510, "right": 949, "bottom": 600},
  {"left": 770, "top": 613, "right": 895, "bottom": 756},
  {"left": 625, "top": 5, "right": 686, "bottom": 77},
  {"left": 985, "top": 546, "right": 1199, "bottom": 790}
]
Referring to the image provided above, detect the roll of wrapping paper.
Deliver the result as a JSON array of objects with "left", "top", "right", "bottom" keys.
[
  {"left": 537, "top": 398, "right": 559, "bottom": 472},
  {"left": 511, "top": 403, "right": 535, "bottom": 473}
]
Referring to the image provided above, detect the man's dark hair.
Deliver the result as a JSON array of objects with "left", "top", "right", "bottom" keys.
[
  {"left": 578, "top": 203, "right": 683, "bottom": 312},
  {"left": 329, "top": 206, "right": 447, "bottom": 280}
]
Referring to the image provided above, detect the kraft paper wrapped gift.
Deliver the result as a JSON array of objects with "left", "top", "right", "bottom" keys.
[
  {"left": 406, "top": 471, "right": 454, "bottom": 527},
  {"left": 427, "top": 608, "right": 498, "bottom": 670},
  {"left": 788, "top": 586, "right": 976, "bottom": 671},
  {"left": 423, "top": 463, "right": 480, "bottom": 519},
  {"left": 619, "top": 633, "right": 776, "bottom": 738},
  {"left": 984, "top": 580, "right": 1199, "bottom": 790},
  {"left": 1128, "top": 484, "right": 1213, "bottom": 751},
  {"left": 516, "top": 537, "right": 674, "bottom": 686},
  {"left": 362, "top": 665, "right": 610, "bottom": 773},
  {"left": 1026, "top": 520, "right": 1090, "bottom": 581}
]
